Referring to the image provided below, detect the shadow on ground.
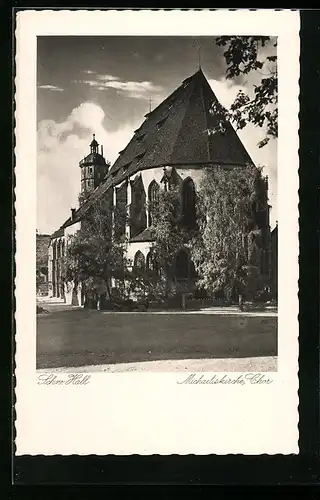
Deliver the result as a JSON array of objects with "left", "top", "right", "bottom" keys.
[{"left": 37, "top": 308, "right": 277, "bottom": 370}]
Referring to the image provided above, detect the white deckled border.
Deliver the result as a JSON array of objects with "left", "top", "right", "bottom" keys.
[{"left": 15, "top": 9, "right": 300, "bottom": 455}]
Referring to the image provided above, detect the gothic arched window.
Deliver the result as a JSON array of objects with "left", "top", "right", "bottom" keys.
[
  {"left": 115, "top": 182, "right": 127, "bottom": 239},
  {"left": 175, "top": 249, "right": 189, "bottom": 280},
  {"left": 134, "top": 251, "right": 145, "bottom": 271},
  {"left": 146, "top": 251, "right": 160, "bottom": 276},
  {"left": 146, "top": 251, "right": 152, "bottom": 270},
  {"left": 130, "top": 176, "right": 147, "bottom": 238},
  {"left": 57, "top": 240, "right": 61, "bottom": 259},
  {"left": 61, "top": 240, "right": 65, "bottom": 258},
  {"left": 189, "top": 259, "right": 197, "bottom": 279},
  {"left": 148, "top": 180, "right": 160, "bottom": 226},
  {"left": 182, "top": 178, "right": 197, "bottom": 229},
  {"left": 52, "top": 241, "right": 57, "bottom": 260}
]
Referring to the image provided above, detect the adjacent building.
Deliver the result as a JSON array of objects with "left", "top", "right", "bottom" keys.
[{"left": 36, "top": 233, "right": 51, "bottom": 295}]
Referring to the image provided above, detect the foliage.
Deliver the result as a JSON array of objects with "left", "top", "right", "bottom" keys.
[
  {"left": 213, "top": 36, "right": 277, "bottom": 147},
  {"left": 126, "top": 265, "right": 160, "bottom": 301},
  {"left": 36, "top": 234, "right": 50, "bottom": 285},
  {"left": 149, "top": 186, "right": 189, "bottom": 269},
  {"left": 62, "top": 196, "right": 128, "bottom": 298},
  {"left": 63, "top": 186, "right": 189, "bottom": 303},
  {"left": 148, "top": 186, "right": 190, "bottom": 295},
  {"left": 190, "top": 165, "right": 265, "bottom": 301}
]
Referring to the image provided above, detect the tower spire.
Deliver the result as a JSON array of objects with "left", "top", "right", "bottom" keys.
[{"left": 90, "top": 133, "right": 99, "bottom": 153}]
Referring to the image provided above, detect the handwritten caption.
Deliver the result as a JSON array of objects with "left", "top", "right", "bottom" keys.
[
  {"left": 177, "top": 373, "right": 274, "bottom": 385},
  {"left": 37, "top": 372, "right": 274, "bottom": 386},
  {"left": 37, "top": 373, "right": 91, "bottom": 385}
]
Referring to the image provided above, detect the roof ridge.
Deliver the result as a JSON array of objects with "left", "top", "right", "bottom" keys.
[
  {"left": 199, "top": 73, "right": 211, "bottom": 162},
  {"left": 141, "top": 70, "right": 198, "bottom": 118}
]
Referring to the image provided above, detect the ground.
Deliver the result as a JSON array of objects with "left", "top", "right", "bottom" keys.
[{"left": 37, "top": 302, "right": 277, "bottom": 372}]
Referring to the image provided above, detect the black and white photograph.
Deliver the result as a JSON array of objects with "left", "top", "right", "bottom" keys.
[
  {"left": 36, "top": 34, "right": 278, "bottom": 373},
  {"left": 15, "top": 10, "right": 299, "bottom": 456}
]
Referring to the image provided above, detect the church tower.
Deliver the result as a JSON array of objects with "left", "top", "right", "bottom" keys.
[{"left": 79, "top": 134, "right": 109, "bottom": 195}]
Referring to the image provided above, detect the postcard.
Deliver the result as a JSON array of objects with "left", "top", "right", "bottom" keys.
[{"left": 15, "top": 9, "right": 299, "bottom": 455}]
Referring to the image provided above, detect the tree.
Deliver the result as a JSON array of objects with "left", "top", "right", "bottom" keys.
[
  {"left": 62, "top": 194, "right": 128, "bottom": 302},
  {"left": 127, "top": 263, "right": 159, "bottom": 302},
  {"left": 190, "top": 164, "right": 266, "bottom": 302},
  {"left": 148, "top": 186, "right": 190, "bottom": 297},
  {"left": 36, "top": 233, "right": 51, "bottom": 287},
  {"left": 213, "top": 36, "right": 277, "bottom": 148}
]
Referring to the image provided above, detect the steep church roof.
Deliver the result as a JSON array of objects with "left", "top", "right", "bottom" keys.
[
  {"left": 110, "top": 68, "right": 252, "bottom": 179},
  {"left": 51, "top": 69, "right": 254, "bottom": 237}
]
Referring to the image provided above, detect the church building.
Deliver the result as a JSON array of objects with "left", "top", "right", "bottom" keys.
[{"left": 48, "top": 68, "right": 272, "bottom": 305}]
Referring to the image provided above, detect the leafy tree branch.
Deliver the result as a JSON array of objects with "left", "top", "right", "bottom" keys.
[{"left": 213, "top": 36, "right": 277, "bottom": 147}]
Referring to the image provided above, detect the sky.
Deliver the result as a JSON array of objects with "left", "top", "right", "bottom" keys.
[{"left": 37, "top": 36, "right": 277, "bottom": 234}]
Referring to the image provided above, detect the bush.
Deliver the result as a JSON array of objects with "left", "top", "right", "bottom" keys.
[{"left": 37, "top": 305, "right": 49, "bottom": 314}]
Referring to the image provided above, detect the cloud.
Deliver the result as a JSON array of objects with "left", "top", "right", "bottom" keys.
[
  {"left": 82, "top": 70, "right": 96, "bottom": 75},
  {"left": 73, "top": 73, "right": 163, "bottom": 100},
  {"left": 208, "top": 78, "right": 245, "bottom": 109},
  {"left": 96, "top": 74, "right": 119, "bottom": 82},
  {"left": 38, "top": 84, "right": 64, "bottom": 92},
  {"left": 37, "top": 102, "right": 140, "bottom": 234},
  {"left": 209, "top": 78, "right": 277, "bottom": 228},
  {"left": 95, "top": 79, "right": 163, "bottom": 100}
]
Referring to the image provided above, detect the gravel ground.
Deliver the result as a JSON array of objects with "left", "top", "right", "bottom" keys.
[{"left": 37, "top": 356, "right": 277, "bottom": 373}]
